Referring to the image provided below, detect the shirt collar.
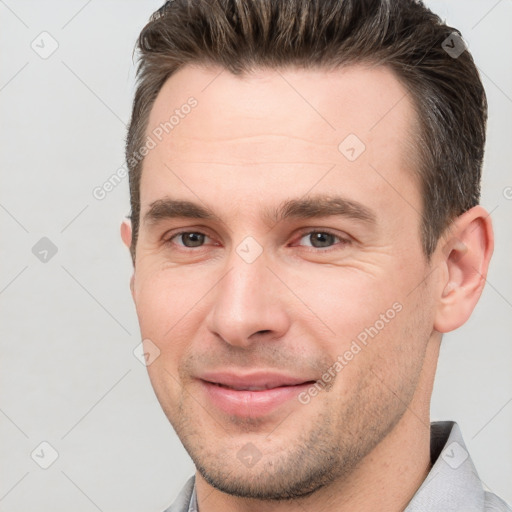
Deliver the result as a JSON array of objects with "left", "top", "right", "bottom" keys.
[
  {"left": 404, "top": 420, "right": 485, "bottom": 511},
  {"left": 188, "top": 482, "right": 198, "bottom": 512}
]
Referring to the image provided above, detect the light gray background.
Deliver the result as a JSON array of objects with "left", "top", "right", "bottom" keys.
[{"left": 1, "top": 1, "right": 511, "bottom": 510}]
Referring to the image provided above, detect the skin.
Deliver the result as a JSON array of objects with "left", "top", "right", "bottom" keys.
[{"left": 121, "top": 63, "right": 493, "bottom": 511}]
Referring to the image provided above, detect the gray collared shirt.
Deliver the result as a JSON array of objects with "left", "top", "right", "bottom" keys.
[{"left": 163, "top": 421, "right": 511, "bottom": 512}]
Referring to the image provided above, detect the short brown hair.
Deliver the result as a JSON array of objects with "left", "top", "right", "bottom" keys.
[{"left": 125, "top": 0, "right": 487, "bottom": 263}]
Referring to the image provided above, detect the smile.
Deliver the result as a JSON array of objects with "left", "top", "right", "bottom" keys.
[{"left": 198, "top": 372, "right": 317, "bottom": 417}]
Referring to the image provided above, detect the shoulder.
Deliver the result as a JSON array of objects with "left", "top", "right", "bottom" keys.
[{"left": 484, "top": 491, "right": 512, "bottom": 512}]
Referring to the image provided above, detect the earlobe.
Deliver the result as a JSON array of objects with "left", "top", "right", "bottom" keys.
[{"left": 434, "top": 206, "right": 494, "bottom": 333}]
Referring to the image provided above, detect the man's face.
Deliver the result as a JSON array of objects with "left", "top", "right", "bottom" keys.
[{"left": 127, "top": 64, "right": 438, "bottom": 499}]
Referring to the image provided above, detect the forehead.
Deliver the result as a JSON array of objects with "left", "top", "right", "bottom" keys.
[
  {"left": 146, "top": 62, "right": 418, "bottom": 145},
  {"left": 140, "top": 63, "right": 421, "bottom": 224}
]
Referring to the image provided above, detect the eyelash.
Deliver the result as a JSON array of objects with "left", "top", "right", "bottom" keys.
[{"left": 163, "top": 229, "right": 351, "bottom": 253}]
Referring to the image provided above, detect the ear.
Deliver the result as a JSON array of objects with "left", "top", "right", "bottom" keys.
[
  {"left": 434, "top": 205, "right": 494, "bottom": 333},
  {"left": 120, "top": 218, "right": 135, "bottom": 296},
  {"left": 121, "top": 217, "right": 132, "bottom": 249}
]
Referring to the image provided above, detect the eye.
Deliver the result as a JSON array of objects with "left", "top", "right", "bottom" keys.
[
  {"left": 295, "top": 230, "right": 350, "bottom": 250},
  {"left": 163, "top": 229, "right": 350, "bottom": 252},
  {"left": 166, "top": 231, "right": 212, "bottom": 248}
]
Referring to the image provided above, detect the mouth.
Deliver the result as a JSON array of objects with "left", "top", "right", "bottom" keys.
[
  {"left": 209, "top": 382, "right": 304, "bottom": 391},
  {"left": 197, "top": 372, "right": 317, "bottom": 417}
]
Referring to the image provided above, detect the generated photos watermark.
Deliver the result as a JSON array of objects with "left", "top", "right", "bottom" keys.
[
  {"left": 92, "top": 97, "right": 198, "bottom": 201},
  {"left": 298, "top": 301, "right": 403, "bottom": 405}
]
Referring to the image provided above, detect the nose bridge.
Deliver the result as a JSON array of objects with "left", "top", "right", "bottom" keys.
[{"left": 206, "top": 243, "right": 289, "bottom": 346}]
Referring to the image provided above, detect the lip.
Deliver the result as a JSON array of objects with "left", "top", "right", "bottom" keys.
[{"left": 198, "top": 371, "right": 316, "bottom": 417}]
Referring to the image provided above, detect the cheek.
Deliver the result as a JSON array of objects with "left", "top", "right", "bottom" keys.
[
  {"left": 321, "top": 299, "right": 430, "bottom": 423},
  {"left": 133, "top": 279, "right": 168, "bottom": 339},
  {"left": 293, "top": 266, "right": 401, "bottom": 344},
  {"left": 133, "top": 272, "right": 196, "bottom": 408},
  {"left": 133, "top": 266, "right": 222, "bottom": 381},
  {"left": 134, "top": 266, "right": 202, "bottom": 330},
  {"left": 133, "top": 270, "right": 193, "bottom": 362},
  {"left": 293, "top": 262, "right": 433, "bottom": 390}
]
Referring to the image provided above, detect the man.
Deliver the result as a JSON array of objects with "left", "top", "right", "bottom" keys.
[{"left": 120, "top": 0, "right": 511, "bottom": 510}]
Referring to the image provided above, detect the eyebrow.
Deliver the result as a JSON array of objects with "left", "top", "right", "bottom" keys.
[{"left": 142, "top": 194, "right": 376, "bottom": 228}]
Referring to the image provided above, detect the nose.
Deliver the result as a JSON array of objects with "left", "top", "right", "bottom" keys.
[{"left": 205, "top": 247, "right": 291, "bottom": 348}]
